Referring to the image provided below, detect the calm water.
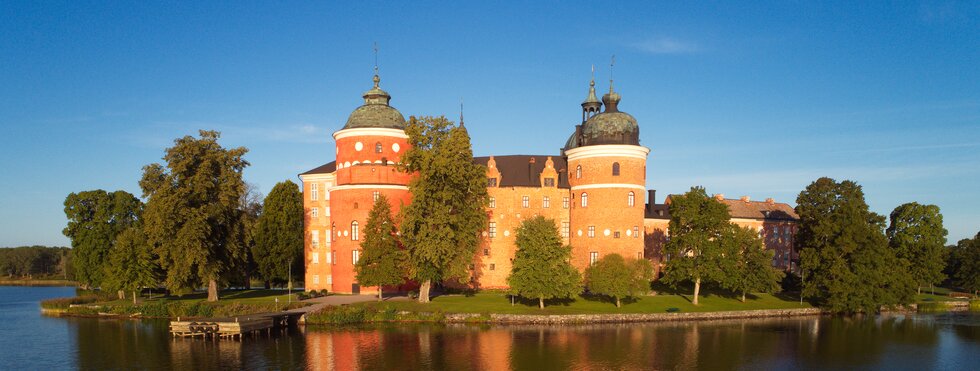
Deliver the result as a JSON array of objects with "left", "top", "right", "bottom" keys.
[{"left": 2, "top": 286, "right": 979, "bottom": 370}]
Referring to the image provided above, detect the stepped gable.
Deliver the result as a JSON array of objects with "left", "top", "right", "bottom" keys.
[{"left": 473, "top": 155, "right": 569, "bottom": 188}]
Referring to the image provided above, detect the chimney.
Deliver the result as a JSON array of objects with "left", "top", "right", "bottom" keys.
[
  {"left": 646, "top": 189, "right": 656, "bottom": 213},
  {"left": 765, "top": 197, "right": 775, "bottom": 205},
  {"left": 714, "top": 194, "right": 725, "bottom": 201},
  {"left": 528, "top": 157, "right": 536, "bottom": 183},
  {"left": 740, "top": 196, "right": 750, "bottom": 203}
]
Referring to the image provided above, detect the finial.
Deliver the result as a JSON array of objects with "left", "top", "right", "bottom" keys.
[
  {"left": 609, "top": 55, "right": 616, "bottom": 93},
  {"left": 459, "top": 98, "right": 465, "bottom": 127},
  {"left": 591, "top": 64, "right": 595, "bottom": 86},
  {"left": 373, "top": 42, "right": 379, "bottom": 75}
]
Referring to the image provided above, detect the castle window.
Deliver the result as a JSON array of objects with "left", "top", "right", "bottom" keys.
[
  {"left": 312, "top": 252, "right": 319, "bottom": 264},
  {"left": 352, "top": 250, "right": 360, "bottom": 265},
  {"left": 331, "top": 252, "right": 336, "bottom": 265},
  {"left": 544, "top": 178, "right": 555, "bottom": 187},
  {"left": 484, "top": 248, "right": 489, "bottom": 256},
  {"left": 633, "top": 226, "right": 640, "bottom": 238},
  {"left": 489, "top": 197, "right": 496, "bottom": 208},
  {"left": 373, "top": 191, "right": 380, "bottom": 201},
  {"left": 313, "top": 275, "right": 319, "bottom": 284},
  {"left": 311, "top": 207, "right": 318, "bottom": 218},
  {"left": 488, "top": 177, "right": 498, "bottom": 187},
  {"left": 543, "top": 196, "right": 550, "bottom": 208},
  {"left": 310, "top": 183, "right": 318, "bottom": 201},
  {"left": 489, "top": 264, "right": 495, "bottom": 271},
  {"left": 375, "top": 142, "right": 383, "bottom": 153},
  {"left": 581, "top": 193, "right": 588, "bottom": 207},
  {"left": 562, "top": 222, "right": 569, "bottom": 238},
  {"left": 614, "top": 231, "right": 621, "bottom": 239},
  {"left": 351, "top": 221, "right": 359, "bottom": 241},
  {"left": 576, "top": 165, "right": 582, "bottom": 179},
  {"left": 312, "top": 230, "right": 319, "bottom": 248},
  {"left": 522, "top": 196, "right": 529, "bottom": 208},
  {"left": 489, "top": 222, "right": 497, "bottom": 238},
  {"left": 637, "top": 252, "right": 643, "bottom": 260},
  {"left": 590, "top": 251, "right": 599, "bottom": 266},
  {"left": 588, "top": 226, "right": 595, "bottom": 238},
  {"left": 563, "top": 197, "right": 569, "bottom": 209},
  {"left": 628, "top": 192, "right": 635, "bottom": 207},
  {"left": 612, "top": 162, "right": 620, "bottom": 176},
  {"left": 326, "top": 249, "right": 332, "bottom": 263},
  {"left": 353, "top": 202, "right": 358, "bottom": 209}
]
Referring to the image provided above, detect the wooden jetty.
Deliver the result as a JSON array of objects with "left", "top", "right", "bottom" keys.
[{"left": 170, "top": 311, "right": 304, "bottom": 340}]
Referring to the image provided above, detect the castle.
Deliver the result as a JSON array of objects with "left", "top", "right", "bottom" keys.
[{"left": 301, "top": 72, "right": 799, "bottom": 295}]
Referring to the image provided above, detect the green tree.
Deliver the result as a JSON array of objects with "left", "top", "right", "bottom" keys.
[
  {"left": 62, "top": 190, "right": 142, "bottom": 289},
  {"left": 795, "top": 177, "right": 915, "bottom": 313},
  {"left": 721, "top": 225, "right": 783, "bottom": 302},
  {"left": 886, "top": 202, "right": 948, "bottom": 294},
  {"left": 253, "top": 180, "right": 303, "bottom": 287},
  {"left": 103, "top": 227, "right": 158, "bottom": 304},
  {"left": 949, "top": 233, "right": 980, "bottom": 295},
  {"left": 355, "top": 195, "right": 407, "bottom": 301},
  {"left": 662, "top": 187, "right": 732, "bottom": 305},
  {"left": 584, "top": 253, "right": 653, "bottom": 308},
  {"left": 140, "top": 130, "right": 249, "bottom": 302},
  {"left": 400, "top": 117, "right": 489, "bottom": 303},
  {"left": 507, "top": 216, "right": 581, "bottom": 309}
]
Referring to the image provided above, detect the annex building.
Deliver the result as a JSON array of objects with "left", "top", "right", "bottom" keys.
[{"left": 301, "top": 73, "right": 799, "bottom": 295}]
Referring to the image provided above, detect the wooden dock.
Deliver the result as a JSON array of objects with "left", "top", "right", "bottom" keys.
[{"left": 170, "top": 311, "right": 304, "bottom": 340}]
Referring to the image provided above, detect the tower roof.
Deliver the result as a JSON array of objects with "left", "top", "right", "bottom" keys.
[{"left": 342, "top": 74, "right": 407, "bottom": 130}]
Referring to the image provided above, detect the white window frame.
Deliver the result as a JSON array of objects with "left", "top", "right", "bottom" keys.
[
  {"left": 522, "top": 196, "right": 529, "bottom": 208},
  {"left": 581, "top": 193, "right": 588, "bottom": 207},
  {"left": 562, "top": 221, "right": 569, "bottom": 238},
  {"left": 563, "top": 197, "right": 569, "bottom": 209},
  {"left": 312, "top": 252, "right": 319, "bottom": 264},
  {"left": 310, "top": 183, "right": 318, "bottom": 201},
  {"left": 352, "top": 250, "right": 360, "bottom": 265},
  {"left": 311, "top": 207, "right": 318, "bottom": 218},
  {"left": 489, "top": 221, "right": 497, "bottom": 238},
  {"left": 590, "top": 251, "right": 599, "bottom": 266},
  {"left": 326, "top": 250, "right": 332, "bottom": 263},
  {"left": 588, "top": 226, "right": 595, "bottom": 238},
  {"left": 373, "top": 191, "right": 380, "bottom": 202},
  {"left": 489, "top": 197, "right": 496, "bottom": 208},
  {"left": 628, "top": 192, "right": 635, "bottom": 207},
  {"left": 543, "top": 196, "right": 550, "bottom": 208},
  {"left": 351, "top": 221, "right": 359, "bottom": 241},
  {"left": 311, "top": 230, "right": 319, "bottom": 248}
]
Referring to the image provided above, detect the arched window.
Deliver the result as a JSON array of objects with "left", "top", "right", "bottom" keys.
[
  {"left": 576, "top": 165, "right": 582, "bottom": 179},
  {"left": 612, "top": 162, "right": 620, "bottom": 176},
  {"left": 628, "top": 191, "right": 635, "bottom": 207},
  {"left": 581, "top": 192, "right": 588, "bottom": 207},
  {"left": 351, "top": 221, "right": 359, "bottom": 241},
  {"left": 375, "top": 142, "right": 383, "bottom": 153}
]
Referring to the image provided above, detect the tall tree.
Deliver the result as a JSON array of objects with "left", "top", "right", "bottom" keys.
[
  {"left": 355, "top": 195, "right": 407, "bottom": 301},
  {"left": 721, "top": 225, "right": 783, "bottom": 302},
  {"left": 507, "top": 216, "right": 581, "bottom": 309},
  {"left": 140, "top": 130, "right": 249, "bottom": 301},
  {"left": 237, "top": 182, "right": 263, "bottom": 289},
  {"left": 886, "top": 202, "right": 948, "bottom": 294},
  {"left": 62, "top": 190, "right": 142, "bottom": 289},
  {"left": 400, "top": 116, "right": 489, "bottom": 303},
  {"left": 662, "top": 187, "right": 732, "bottom": 305},
  {"left": 584, "top": 253, "right": 653, "bottom": 308},
  {"left": 796, "top": 177, "right": 915, "bottom": 313},
  {"left": 949, "top": 233, "right": 980, "bottom": 295},
  {"left": 253, "top": 180, "right": 303, "bottom": 286},
  {"left": 103, "top": 227, "right": 158, "bottom": 304}
]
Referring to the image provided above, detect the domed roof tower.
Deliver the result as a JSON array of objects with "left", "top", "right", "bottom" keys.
[
  {"left": 343, "top": 74, "right": 407, "bottom": 130},
  {"left": 579, "top": 82, "right": 639, "bottom": 146}
]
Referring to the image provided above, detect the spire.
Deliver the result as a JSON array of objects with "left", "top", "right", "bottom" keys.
[
  {"left": 362, "top": 43, "right": 391, "bottom": 105},
  {"left": 602, "top": 55, "right": 621, "bottom": 113},
  {"left": 459, "top": 98, "right": 465, "bottom": 128},
  {"left": 581, "top": 64, "right": 602, "bottom": 121}
]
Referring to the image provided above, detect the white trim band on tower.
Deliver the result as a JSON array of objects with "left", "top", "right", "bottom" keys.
[
  {"left": 330, "top": 184, "right": 410, "bottom": 192},
  {"left": 333, "top": 128, "right": 409, "bottom": 140},
  {"left": 564, "top": 144, "right": 650, "bottom": 161},
  {"left": 570, "top": 183, "right": 647, "bottom": 191}
]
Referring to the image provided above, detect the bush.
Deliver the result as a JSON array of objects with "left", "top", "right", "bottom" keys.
[
  {"left": 306, "top": 305, "right": 368, "bottom": 325},
  {"left": 40, "top": 295, "right": 98, "bottom": 309},
  {"left": 319, "top": 289, "right": 329, "bottom": 296},
  {"left": 66, "top": 306, "right": 104, "bottom": 316},
  {"left": 917, "top": 302, "right": 949, "bottom": 313},
  {"left": 666, "top": 307, "right": 681, "bottom": 313}
]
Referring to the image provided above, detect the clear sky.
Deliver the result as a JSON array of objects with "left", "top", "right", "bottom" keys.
[{"left": 1, "top": 1, "right": 977, "bottom": 247}]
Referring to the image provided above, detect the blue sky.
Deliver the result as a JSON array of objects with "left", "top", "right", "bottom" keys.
[{"left": 1, "top": 1, "right": 977, "bottom": 247}]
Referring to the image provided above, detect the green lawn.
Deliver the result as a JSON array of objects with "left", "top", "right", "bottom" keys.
[
  {"left": 376, "top": 291, "right": 812, "bottom": 315},
  {"left": 98, "top": 289, "right": 302, "bottom": 307}
]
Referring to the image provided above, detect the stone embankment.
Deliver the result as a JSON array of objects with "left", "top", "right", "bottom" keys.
[{"left": 440, "top": 308, "right": 824, "bottom": 324}]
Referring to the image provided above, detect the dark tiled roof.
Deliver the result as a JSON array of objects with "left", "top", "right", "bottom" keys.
[
  {"left": 473, "top": 155, "right": 570, "bottom": 188},
  {"left": 647, "top": 196, "right": 799, "bottom": 221},
  {"left": 300, "top": 161, "right": 336, "bottom": 175}
]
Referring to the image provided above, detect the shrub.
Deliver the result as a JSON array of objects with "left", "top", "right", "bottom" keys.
[
  {"left": 66, "top": 306, "right": 104, "bottom": 316},
  {"left": 306, "top": 305, "right": 368, "bottom": 325},
  {"left": 666, "top": 307, "right": 681, "bottom": 313},
  {"left": 40, "top": 295, "right": 98, "bottom": 309},
  {"left": 319, "top": 289, "right": 329, "bottom": 296},
  {"left": 917, "top": 302, "right": 949, "bottom": 313}
]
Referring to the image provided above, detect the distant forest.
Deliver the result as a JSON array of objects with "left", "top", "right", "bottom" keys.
[{"left": 0, "top": 246, "right": 71, "bottom": 279}]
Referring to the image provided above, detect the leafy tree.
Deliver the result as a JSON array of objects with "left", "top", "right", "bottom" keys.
[
  {"left": 662, "top": 187, "right": 732, "bottom": 305},
  {"left": 237, "top": 182, "right": 263, "bottom": 289},
  {"left": 140, "top": 130, "right": 249, "bottom": 301},
  {"left": 795, "top": 177, "right": 915, "bottom": 313},
  {"left": 355, "top": 195, "right": 407, "bottom": 301},
  {"left": 253, "top": 180, "right": 303, "bottom": 286},
  {"left": 584, "top": 253, "right": 653, "bottom": 307},
  {"left": 507, "top": 216, "right": 581, "bottom": 309},
  {"left": 400, "top": 117, "right": 489, "bottom": 303},
  {"left": 949, "top": 233, "right": 980, "bottom": 295},
  {"left": 721, "top": 225, "right": 783, "bottom": 302},
  {"left": 0, "top": 246, "right": 70, "bottom": 278},
  {"left": 103, "top": 227, "right": 158, "bottom": 304},
  {"left": 62, "top": 190, "right": 142, "bottom": 289},
  {"left": 886, "top": 202, "right": 948, "bottom": 294}
]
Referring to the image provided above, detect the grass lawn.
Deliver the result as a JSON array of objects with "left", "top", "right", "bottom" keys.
[
  {"left": 96, "top": 289, "right": 304, "bottom": 308},
  {"left": 375, "top": 291, "right": 812, "bottom": 315}
]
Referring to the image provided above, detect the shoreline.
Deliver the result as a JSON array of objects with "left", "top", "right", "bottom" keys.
[{"left": 1, "top": 280, "right": 77, "bottom": 287}]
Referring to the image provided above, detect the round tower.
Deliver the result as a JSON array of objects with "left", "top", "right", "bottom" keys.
[
  {"left": 564, "top": 79, "right": 649, "bottom": 271},
  {"left": 330, "top": 73, "right": 412, "bottom": 295}
]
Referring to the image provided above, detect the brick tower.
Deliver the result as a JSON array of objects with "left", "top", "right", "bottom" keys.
[
  {"left": 563, "top": 77, "right": 649, "bottom": 272},
  {"left": 328, "top": 73, "right": 412, "bottom": 294}
]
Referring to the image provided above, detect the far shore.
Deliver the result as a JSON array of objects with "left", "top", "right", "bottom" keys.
[{"left": 0, "top": 279, "right": 76, "bottom": 287}]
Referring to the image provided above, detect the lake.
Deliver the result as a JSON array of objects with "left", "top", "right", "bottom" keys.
[{"left": 2, "top": 286, "right": 978, "bottom": 370}]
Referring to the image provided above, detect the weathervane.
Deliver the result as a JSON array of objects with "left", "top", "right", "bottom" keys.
[
  {"left": 609, "top": 55, "right": 616, "bottom": 92},
  {"left": 373, "top": 42, "right": 379, "bottom": 75}
]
